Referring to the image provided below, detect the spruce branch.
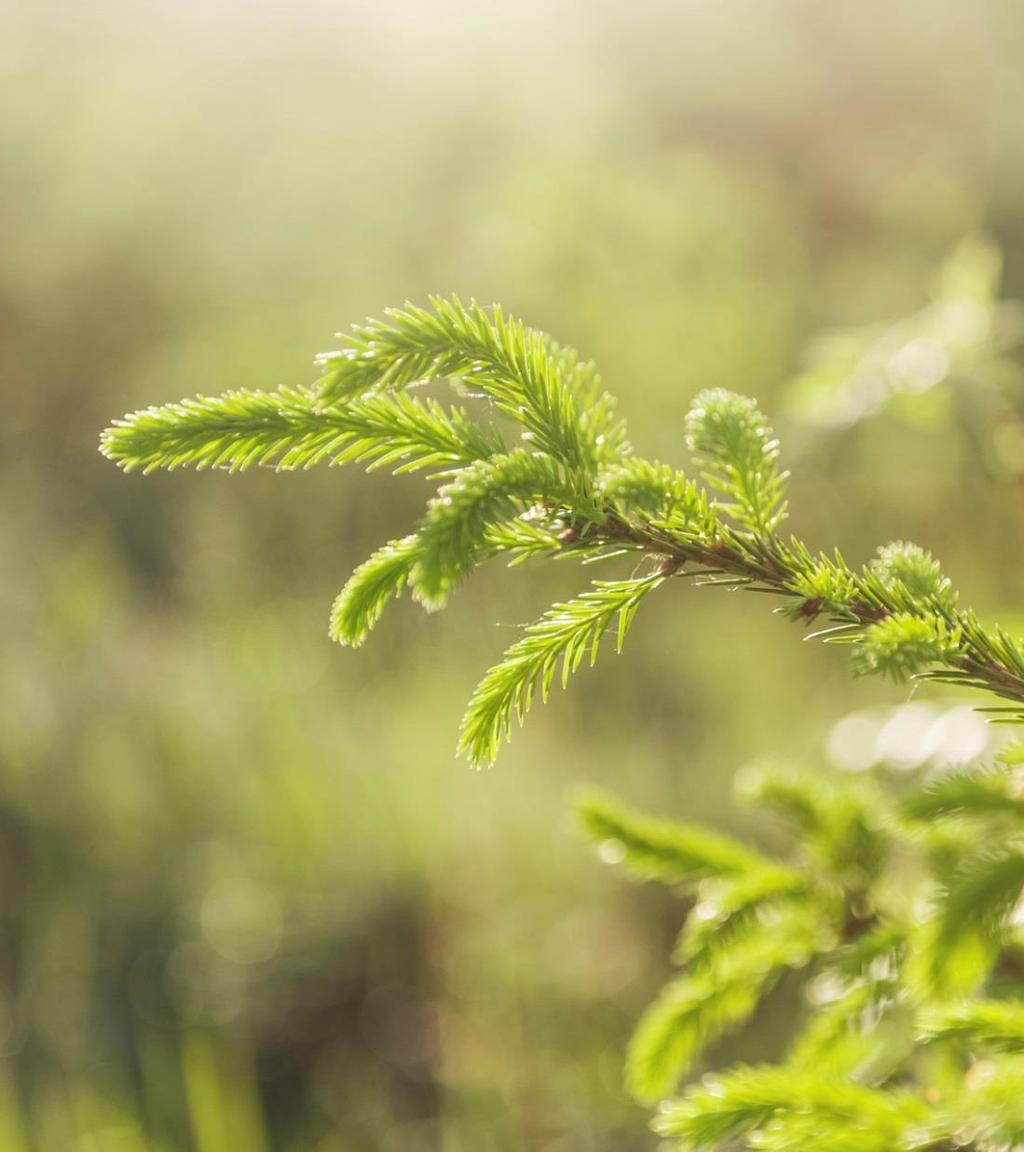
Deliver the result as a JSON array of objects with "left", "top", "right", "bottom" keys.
[
  {"left": 786, "top": 928, "right": 912, "bottom": 1082},
  {"left": 910, "top": 841, "right": 1024, "bottom": 997},
  {"left": 672, "top": 865, "right": 814, "bottom": 968},
  {"left": 902, "top": 762, "right": 1024, "bottom": 822},
  {"left": 583, "top": 764, "right": 1024, "bottom": 1139},
  {"left": 457, "top": 576, "right": 663, "bottom": 766},
  {"left": 626, "top": 902, "right": 824, "bottom": 1103},
  {"left": 315, "top": 296, "right": 626, "bottom": 472},
  {"left": 851, "top": 613, "right": 962, "bottom": 682},
  {"left": 101, "top": 387, "right": 503, "bottom": 475},
  {"left": 735, "top": 760, "right": 891, "bottom": 886},
  {"left": 788, "top": 976, "right": 912, "bottom": 1081},
  {"left": 918, "top": 1000, "right": 1024, "bottom": 1052},
  {"left": 101, "top": 303, "right": 1024, "bottom": 766},
  {"left": 330, "top": 535, "right": 423, "bottom": 647},
  {"left": 597, "top": 458, "right": 709, "bottom": 524},
  {"left": 410, "top": 450, "right": 573, "bottom": 609},
  {"left": 576, "top": 790, "right": 779, "bottom": 886},
  {"left": 870, "top": 541, "right": 958, "bottom": 613},
  {"left": 653, "top": 1064, "right": 929, "bottom": 1150},
  {"left": 908, "top": 1057, "right": 1024, "bottom": 1152},
  {"left": 684, "top": 388, "right": 788, "bottom": 534}
]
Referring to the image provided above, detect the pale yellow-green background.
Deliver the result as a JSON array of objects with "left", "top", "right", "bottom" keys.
[{"left": 3, "top": 2, "right": 1024, "bottom": 1148}]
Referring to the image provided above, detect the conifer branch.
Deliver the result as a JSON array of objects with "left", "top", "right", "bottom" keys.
[
  {"left": 315, "top": 296, "right": 626, "bottom": 472},
  {"left": 101, "top": 387, "right": 502, "bottom": 475},
  {"left": 685, "top": 388, "right": 788, "bottom": 533},
  {"left": 101, "top": 301, "right": 1024, "bottom": 766},
  {"left": 672, "top": 865, "right": 814, "bottom": 968},
  {"left": 902, "top": 762, "right": 1024, "bottom": 822},
  {"left": 654, "top": 1065, "right": 929, "bottom": 1150},
  {"left": 411, "top": 450, "right": 573, "bottom": 608},
  {"left": 785, "top": 926, "right": 912, "bottom": 1081},
  {"left": 919, "top": 1000, "right": 1024, "bottom": 1052},
  {"left": 626, "top": 902, "right": 823, "bottom": 1103},
  {"left": 909, "top": 1057, "right": 1024, "bottom": 1152},
  {"left": 736, "top": 761, "right": 890, "bottom": 885},
  {"left": 789, "top": 975, "right": 911, "bottom": 1080},
  {"left": 911, "top": 842, "right": 1024, "bottom": 996},
  {"left": 457, "top": 576, "right": 663, "bottom": 766},
  {"left": 576, "top": 790, "right": 779, "bottom": 885},
  {"left": 330, "top": 535, "right": 423, "bottom": 647}
]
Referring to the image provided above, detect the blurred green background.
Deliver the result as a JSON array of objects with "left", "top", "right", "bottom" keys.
[{"left": 4, "top": 1, "right": 1024, "bottom": 1148}]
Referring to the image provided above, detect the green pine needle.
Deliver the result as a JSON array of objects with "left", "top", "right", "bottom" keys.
[
  {"left": 902, "top": 762, "right": 1024, "bottom": 822},
  {"left": 852, "top": 612, "right": 960, "bottom": 682}
]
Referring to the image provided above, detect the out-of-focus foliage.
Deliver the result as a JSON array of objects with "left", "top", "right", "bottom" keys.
[
  {"left": 783, "top": 236, "right": 1024, "bottom": 494},
  {"left": 580, "top": 749, "right": 1024, "bottom": 1147},
  {"left": 785, "top": 239, "right": 1024, "bottom": 436},
  {"left": 6, "top": 0, "right": 1024, "bottom": 1148}
]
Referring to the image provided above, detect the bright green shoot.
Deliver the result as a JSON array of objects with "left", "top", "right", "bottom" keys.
[{"left": 102, "top": 295, "right": 1024, "bottom": 766}]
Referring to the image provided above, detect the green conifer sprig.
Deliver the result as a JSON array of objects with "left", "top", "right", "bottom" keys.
[
  {"left": 580, "top": 786, "right": 847, "bottom": 1102},
  {"left": 684, "top": 388, "right": 788, "bottom": 534},
  {"left": 909, "top": 1058, "right": 1024, "bottom": 1152},
  {"left": 627, "top": 900, "right": 823, "bottom": 1103},
  {"left": 577, "top": 790, "right": 785, "bottom": 884},
  {"left": 101, "top": 296, "right": 1024, "bottom": 766},
  {"left": 902, "top": 761, "right": 1024, "bottom": 821},
  {"left": 673, "top": 865, "right": 812, "bottom": 968},
  {"left": 653, "top": 1065, "right": 930, "bottom": 1151},
  {"left": 582, "top": 759, "right": 1024, "bottom": 1148},
  {"left": 99, "top": 386, "right": 503, "bottom": 475},
  {"left": 912, "top": 842, "right": 1024, "bottom": 996},
  {"left": 457, "top": 576, "right": 663, "bottom": 766},
  {"left": 735, "top": 760, "right": 889, "bottom": 884},
  {"left": 918, "top": 1000, "right": 1024, "bottom": 1051},
  {"left": 412, "top": 449, "right": 573, "bottom": 609},
  {"left": 329, "top": 535, "right": 423, "bottom": 647},
  {"left": 788, "top": 959, "right": 910, "bottom": 1081},
  {"left": 314, "top": 296, "right": 626, "bottom": 472}
]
